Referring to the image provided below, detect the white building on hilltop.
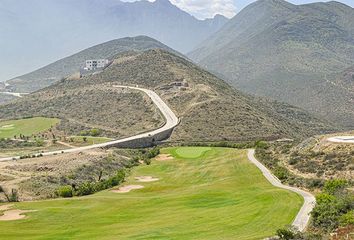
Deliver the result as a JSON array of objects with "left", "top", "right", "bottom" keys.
[{"left": 85, "top": 59, "right": 109, "bottom": 70}]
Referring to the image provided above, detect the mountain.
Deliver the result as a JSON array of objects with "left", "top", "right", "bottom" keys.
[
  {"left": 0, "top": 0, "right": 228, "bottom": 82},
  {"left": 0, "top": 49, "right": 335, "bottom": 142},
  {"left": 189, "top": 0, "right": 354, "bottom": 129},
  {"left": 3, "top": 36, "right": 182, "bottom": 92}
]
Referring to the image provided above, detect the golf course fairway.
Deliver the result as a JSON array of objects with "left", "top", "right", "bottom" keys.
[
  {"left": 0, "top": 117, "right": 60, "bottom": 139},
  {"left": 0, "top": 147, "right": 303, "bottom": 239}
]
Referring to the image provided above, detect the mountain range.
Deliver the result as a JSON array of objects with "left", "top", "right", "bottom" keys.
[
  {"left": 4, "top": 36, "right": 181, "bottom": 92},
  {"left": 189, "top": 0, "right": 354, "bottom": 128},
  {"left": 0, "top": 0, "right": 227, "bottom": 82}
]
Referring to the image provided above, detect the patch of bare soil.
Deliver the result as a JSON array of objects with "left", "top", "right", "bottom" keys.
[
  {"left": 111, "top": 185, "right": 144, "bottom": 193},
  {"left": 0, "top": 149, "right": 111, "bottom": 201},
  {"left": 0, "top": 204, "right": 36, "bottom": 221},
  {"left": 155, "top": 154, "right": 173, "bottom": 161},
  {"left": 135, "top": 176, "right": 159, "bottom": 182}
]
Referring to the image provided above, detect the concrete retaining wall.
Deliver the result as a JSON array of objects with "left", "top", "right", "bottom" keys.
[{"left": 107, "top": 125, "right": 175, "bottom": 149}]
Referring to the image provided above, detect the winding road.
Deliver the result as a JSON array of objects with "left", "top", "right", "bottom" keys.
[
  {"left": 0, "top": 85, "right": 179, "bottom": 162},
  {"left": 327, "top": 136, "right": 354, "bottom": 144},
  {"left": 1, "top": 85, "right": 315, "bottom": 232},
  {"left": 247, "top": 149, "right": 316, "bottom": 232}
]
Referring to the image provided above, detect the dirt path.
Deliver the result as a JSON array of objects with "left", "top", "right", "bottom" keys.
[{"left": 247, "top": 149, "right": 316, "bottom": 232}]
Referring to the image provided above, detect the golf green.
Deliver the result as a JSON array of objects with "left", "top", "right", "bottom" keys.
[{"left": 0, "top": 147, "right": 303, "bottom": 239}]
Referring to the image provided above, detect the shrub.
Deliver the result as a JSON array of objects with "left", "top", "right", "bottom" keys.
[
  {"left": 274, "top": 166, "right": 289, "bottom": 181},
  {"left": 323, "top": 179, "right": 347, "bottom": 195},
  {"left": 90, "top": 129, "right": 101, "bottom": 137},
  {"left": 339, "top": 210, "right": 354, "bottom": 226},
  {"left": 75, "top": 182, "right": 95, "bottom": 196},
  {"left": 255, "top": 140, "right": 268, "bottom": 149},
  {"left": 57, "top": 185, "right": 73, "bottom": 198},
  {"left": 276, "top": 228, "right": 295, "bottom": 240}
]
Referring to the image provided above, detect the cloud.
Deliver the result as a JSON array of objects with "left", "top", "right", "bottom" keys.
[
  {"left": 170, "top": 0, "right": 236, "bottom": 19},
  {"left": 121, "top": 0, "right": 236, "bottom": 19}
]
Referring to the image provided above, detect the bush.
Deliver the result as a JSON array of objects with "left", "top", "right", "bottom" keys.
[
  {"left": 274, "top": 166, "right": 289, "bottom": 181},
  {"left": 90, "top": 129, "right": 101, "bottom": 137},
  {"left": 74, "top": 169, "right": 126, "bottom": 197},
  {"left": 276, "top": 228, "right": 296, "bottom": 240},
  {"left": 75, "top": 182, "right": 95, "bottom": 196},
  {"left": 255, "top": 140, "right": 268, "bottom": 149},
  {"left": 311, "top": 179, "right": 354, "bottom": 232},
  {"left": 323, "top": 179, "right": 347, "bottom": 195},
  {"left": 339, "top": 210, "right": 354, "bottom": 226},
  {"left": 57, "top": 185, "right": 73, "bottom": 198}
]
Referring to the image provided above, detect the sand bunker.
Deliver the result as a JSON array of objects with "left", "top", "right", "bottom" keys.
[
  {"left": 155, "top": 154, "right": 173, "bottom": 161},
  {"left": 0, "top": 204, "right": 13, "bottom": 211},
  {"left": 0, "top": 204, "right": 36, "bottom": 221},
  {"left": 111, "top": 185, "right": 144, "bottom": 193},
  {"left": 0, "top": 124, "right": 14, "bottom": 129},
  {"left": 135, "top": 176, "right": 159, "bottom": 182}
]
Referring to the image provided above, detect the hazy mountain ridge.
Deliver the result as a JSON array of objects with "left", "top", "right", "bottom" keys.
[
  {"left": 4, "top": 36, "right": 182, "bottom": 92},
  {"left": 189, "top": 0, "right": 354, "bottom": 128},
  {"left": 0, "top": 0, "right": 227, "bottom": 82}
]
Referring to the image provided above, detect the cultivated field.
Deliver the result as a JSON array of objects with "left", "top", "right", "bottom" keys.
[
  {"left": 0, "top": 117, "right": 59, "bottom": 139},
  {"left": 0, "top": 147, "right": 303, "bottom": 239}
]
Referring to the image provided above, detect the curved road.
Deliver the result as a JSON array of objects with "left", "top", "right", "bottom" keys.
[
  {"left": 327, "top": 136, "right": 354, "bottom": 144},
  {"left": 0, "top": 85, "right": 179, "bottom": 162},
  {"left": 0, "top": 86, "right": 315, "bottom": 232},
  {"left": 247, "top": 149, "right": 316, "bottom": 232}
]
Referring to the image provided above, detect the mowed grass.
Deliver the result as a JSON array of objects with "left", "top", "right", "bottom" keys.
[
  {"left": 0, "top": 117, "right": 60, "bottom": 138},
  {"left": 0, "top": 147, "right": 303, "bottom": 240}
]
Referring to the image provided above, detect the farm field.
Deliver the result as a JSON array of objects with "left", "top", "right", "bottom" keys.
[
  {"left": 0, "top": 147, "right": 303, "bottom": 239},
  {"left": 0, "top": 117, "right": 60, "bottom": 139}
]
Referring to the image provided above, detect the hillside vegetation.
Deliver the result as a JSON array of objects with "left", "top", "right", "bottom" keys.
[
  {"left": 5, "top": 36, "right": 181, "bottom": 92},
  {"left": 0, "top": 50, "right": 335, "bottom": 142},
  {"left": 189, "top": 0, "right": 354, "bottom": 128}
]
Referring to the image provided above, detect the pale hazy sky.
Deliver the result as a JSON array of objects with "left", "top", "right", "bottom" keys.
[{"left": 125, "top": 0, "right": 354, "bottom": 19}]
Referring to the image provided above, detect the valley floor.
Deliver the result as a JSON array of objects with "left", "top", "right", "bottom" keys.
[{"left": 0, "top": 147, "right": 303, "bottom": 239}]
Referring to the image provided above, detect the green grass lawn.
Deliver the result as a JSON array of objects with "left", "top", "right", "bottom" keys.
[
  {"left": 0, "top": 117, "right": 60, "bottom": 139},
  {"left": 0, "top": 147, "right": 303, "bottom": 239}
]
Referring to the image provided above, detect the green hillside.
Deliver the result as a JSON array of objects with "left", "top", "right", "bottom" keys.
[
  {"left": 0, "top": 49, "right": 334, "bottom": 142},
  {"left": 0, "top": 148, "right": 303, "bottom": 239},
  {"left": 189, "top": 0, "right": 354, "bottom": 128}
]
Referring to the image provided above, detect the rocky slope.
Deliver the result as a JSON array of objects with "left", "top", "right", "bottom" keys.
[
  {"left": 0, "top": 49, "right": 335, "bottom": 142},
  {"left": 189, "top": 0, "right": 354, "bottom": 128}
]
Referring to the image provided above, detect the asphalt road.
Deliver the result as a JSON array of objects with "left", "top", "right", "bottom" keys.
[
  {"left": 0, "top": 85, "right": 179, "bottom": 162},
  {"left": 327, "top": 136, "right": 354, "bottom": 144},
  {"left": 247, "top": 149, "right": 316, "bottom": 232}
]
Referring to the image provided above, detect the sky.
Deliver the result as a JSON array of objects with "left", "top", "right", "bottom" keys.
[{"left": 124, "top": 0, "right": 354, "bottom": 19}]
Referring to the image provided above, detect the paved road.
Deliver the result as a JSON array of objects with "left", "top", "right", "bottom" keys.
[
  {"left": 0, "top": 85, "right": 179, "bottom": 162},
  {"left": 247, "top": 149, "right": 316, "bottom": 232},
  {"left": 0, "top": 92, "right": 29, "bottom": 98},
  {"left": 327, "top": 136, "right": 354, "bottom": 144}
]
